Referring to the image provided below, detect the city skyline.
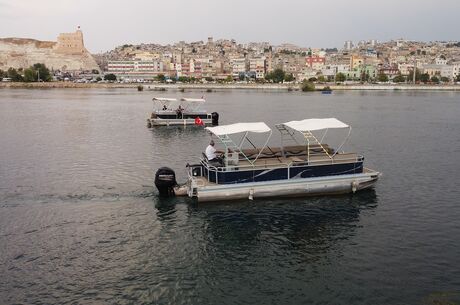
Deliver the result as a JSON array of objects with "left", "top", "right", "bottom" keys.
[{"left": 0, "top": 0, "right": 459, "bottom": 53}]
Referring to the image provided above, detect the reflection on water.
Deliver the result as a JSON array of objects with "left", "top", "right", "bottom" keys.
[{"left": 1, "top": 89, "right": 460, "bottom": 305}]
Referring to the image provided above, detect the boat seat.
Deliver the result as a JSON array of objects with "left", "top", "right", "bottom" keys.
[
  {"left": 290, "top": 156, "right": 305, "bottom": 162},
  {"left": 202, "top": 152, "right": 223, "bottom": 168}
]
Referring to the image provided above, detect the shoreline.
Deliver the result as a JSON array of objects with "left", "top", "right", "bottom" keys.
[{"left": 1, "top": 81, "right": 459, "bottom": 91}]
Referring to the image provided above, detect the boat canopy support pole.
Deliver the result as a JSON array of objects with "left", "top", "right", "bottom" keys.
[{"left": 333, "top": 127, "right": 352, "bottom": 157}]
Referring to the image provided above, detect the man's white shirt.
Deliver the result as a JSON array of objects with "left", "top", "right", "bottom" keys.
[{"left": 205, "top": 145, "right": 217, "bottom": 160}]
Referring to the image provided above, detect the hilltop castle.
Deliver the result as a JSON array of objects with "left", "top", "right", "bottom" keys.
[
  {"left": 0, "top": 27, "right": 100, "bottom": 72},
  {"left": 56, "top": 27, "right": 85, "bottom": 55}
]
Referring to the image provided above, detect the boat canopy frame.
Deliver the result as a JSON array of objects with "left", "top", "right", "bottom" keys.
[
  {"left": 205, "top": 122, "right": 272, "bottom": 166},
  {"left": 276, "top": 118, "right": 352, "bottom": 163},
  {"left": 152, "top": 97, "right": 206, "bottom": 112}
]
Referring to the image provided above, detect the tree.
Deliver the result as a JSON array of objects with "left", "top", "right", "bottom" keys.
[
  {"left": 0, "top": 69, "right": 5, "bottom": 80},
  {"left": 408, "top": 69, "right": 422, "bottom": 82},
  {"left": 393, "top": 75, "right": 406, "bottom": 83},
  {"left": 24, "top": 68, "right": 37, "bottom": 82},
  {"left": 300, "top": 80, "right": 315, "bottom": 92},
  {"left": 271, "top": 68, "right": 285, "bottom": 83},
  {"left": 361, "top": 71, "right": 370, "bottom": 82},
  {"left": 205, "top": 77, "right": 214, "bottom": 82},
  {"left": 96, "top": 76, "right": 102, "bottom": 82},
  {"left": 33, "top": 63, "right": 51, "bottom": 81},
  {"left": 156, "top": 74, "right": 165, "bottom": 82},
  {"left": 284, "top": 73, "right": 294, "bottom": 82},
  {"left": 104, "top": 73, "right": 117, "bottom": 81},
  {"left": 377, "top": 73, "right": 389, "bottom": 82},
  {"left": 7, "top": 68, "right": 23, "bottom": 82},
  {"left": 308, "top": 77, "right": 317, "bottom": 82},
  {"left": 317, "top": 75, "right": 326, "bottom": 82},
  {"left": 335, "top": 72, "right": 346, "bottom": 82},
  {"left": 430, "top": 76, "right": 440, "bottom": 84},
  {"left": 420, "top": 73, "right": 430, "bottom": 83},
  {"left": 225, "top": 75, "right": 233, "bottom": 82},
  {"left": 178, "top": 76, "right": 190, "bottom": 83},
  {"left": 457, "top": 74, "right": 460, "bottom": 82},
  {"left": 440, "top": 76, "right": 450, "bottom": 83},
  {"left": 283, "top": 73, "right": 293, "bottom": 82}
]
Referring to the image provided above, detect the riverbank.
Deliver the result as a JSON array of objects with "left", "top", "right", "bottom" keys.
[{"left": 1, "top": 81, "right": 459, "bottom": 91}]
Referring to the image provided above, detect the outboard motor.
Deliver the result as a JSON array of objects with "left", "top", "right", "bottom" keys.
[
  {"left": 155, "top": 167, "right": 177, "bottom": 196},
  {"left": 211, "top": 112, "right": 219, "bottom": 126}
]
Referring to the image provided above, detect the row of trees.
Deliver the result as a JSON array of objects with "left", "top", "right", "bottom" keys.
[
  {"left": 0, "top": 64, "right": 52, "bottom": 82},
  {"left": 265, "top": 69, "right": 294, "bottom": 83},
  {"left": 333, "top": 70, "right": 460, "bottom": 84}
]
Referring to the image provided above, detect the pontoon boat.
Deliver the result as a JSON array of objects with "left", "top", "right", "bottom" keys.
[
  {"left": 147, "top": 97, "right": 219, "bottom": 127},
  {"left": 155, "top": 118, "right": 380, "bottom": 202}
]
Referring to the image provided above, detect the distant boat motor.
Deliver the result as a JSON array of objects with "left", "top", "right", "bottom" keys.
[
  {"left": 154, "top": 167, "right": 177, "bottom": 196},
  {"left": 211, "top": 112, "right": 219, "bottom": 126}
]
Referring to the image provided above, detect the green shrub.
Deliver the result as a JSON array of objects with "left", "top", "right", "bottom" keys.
[{"left": 300, "top": 80, "right": 315, "bottom": 92}]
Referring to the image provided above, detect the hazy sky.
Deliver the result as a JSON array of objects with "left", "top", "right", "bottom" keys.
[{"left": 0, "top": 0, "right": 459, "bottom": 53}]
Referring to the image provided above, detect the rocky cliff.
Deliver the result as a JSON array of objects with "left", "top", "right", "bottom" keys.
[{"left": 0, "top": 37, "right": 100, "bottom": 71}]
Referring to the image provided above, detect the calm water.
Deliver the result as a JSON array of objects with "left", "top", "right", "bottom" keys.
[{"left": 1, "top": 88, "right": 460, "bottom": 305}]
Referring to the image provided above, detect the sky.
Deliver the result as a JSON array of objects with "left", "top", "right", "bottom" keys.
[{"left": 0, "top": 0, "right": 459, "bottom": 53}]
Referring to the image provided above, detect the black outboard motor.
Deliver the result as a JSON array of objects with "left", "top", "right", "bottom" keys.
[
  {"left": 211, "top": 112, "right": 219, "bottom": 126},
  {"left": 155, "top": 167, "right": 177, "bottom": 196}
]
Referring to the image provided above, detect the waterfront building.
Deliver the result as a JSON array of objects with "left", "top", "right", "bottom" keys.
[
  {"left": 379, "top": 67, "right": 399, "bottom": 79},
  {"left": 249, "top": 57, "right": 266, "bottom": 79},
  {"left": 398, "top": 63, "right": 414, "bottom": 76},
  {"left": 107, "top": 60, "right": 163, "bottom": 75},
  {"left": 423, "top": 64, "right": 443, "bottom": 78},
  {"left": 231, "top": 58, "right": 247, "bottom": 78}
]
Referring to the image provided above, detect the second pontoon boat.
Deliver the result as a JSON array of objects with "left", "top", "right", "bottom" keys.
[{"left": 147, "top": 97, "right": 219, "bottom": 127}]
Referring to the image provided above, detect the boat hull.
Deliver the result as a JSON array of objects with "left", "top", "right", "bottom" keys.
[
  {"left": 148, "top": 118, "right": 213, "bottom": 126},
  {"left": 190, "top": 169, "right": 380, "bottom": 202}
]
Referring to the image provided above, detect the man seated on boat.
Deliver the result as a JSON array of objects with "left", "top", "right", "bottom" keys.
[
  {"left": 176, "top": 105, "right": 184, "bottom": 119},
  {"left": 205, "top": 140, "right": 223, "bottom": 166}
]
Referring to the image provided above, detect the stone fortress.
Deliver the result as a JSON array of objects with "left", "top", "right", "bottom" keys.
[{"left": 0, "top": 27, "right": 100, "bottom": 72}]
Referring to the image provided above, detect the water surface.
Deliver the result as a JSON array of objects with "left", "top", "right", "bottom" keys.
[{"left": 1, "top": 88, "right": 459, "bottom": 304}]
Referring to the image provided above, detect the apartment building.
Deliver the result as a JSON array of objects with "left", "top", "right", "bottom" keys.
[
  {"left": 306, "top": 55, "right": 326, "bottom": 70},
  {"left": 231, "top": 58, "right": 247, "bottom": 78},
  {"left": 249, "top": 57, "right": 266, "bottom": 79},
  {"left": 107, "top": 60, "right": 163, "bottom": 74}
]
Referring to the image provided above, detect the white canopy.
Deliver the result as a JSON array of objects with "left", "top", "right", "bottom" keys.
[
  {"left": 206, "top": 122, "right": 271, "bottom": 136},
  {"left": 180, "top": 98, "right": 205, "bottom": 103},
  {"left": 152, "top": 97, "right": 206, "bottom": 112},
  {"left": 152, "top": 97, "right": 177, "bottom": 102},
  {"left": 282, "top": 118, "right": 349, "bottom": 132}
]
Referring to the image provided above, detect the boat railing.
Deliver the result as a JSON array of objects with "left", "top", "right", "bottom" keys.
[{"left": 196, "top": 154, "right": 364, "bottom": 184}]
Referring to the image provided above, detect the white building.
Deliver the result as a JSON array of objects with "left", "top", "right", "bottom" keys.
[
  {"left": 435, "top": 57, "right": 447, "bottom": 65},
  {"left": 231, "top": 58, "right": 247, "bottom": 77},
  {"left": 107, "top": 60, "right": 163, "bottom": 74},
  {"left": 398, "top": 63, "right": 414, "bottom": 76},
  {"left": 344, "top": 40, "right": 353, "bottom": 50},
  {"left": 249, "top": 57, "right": 266, "bottom": 79}
]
